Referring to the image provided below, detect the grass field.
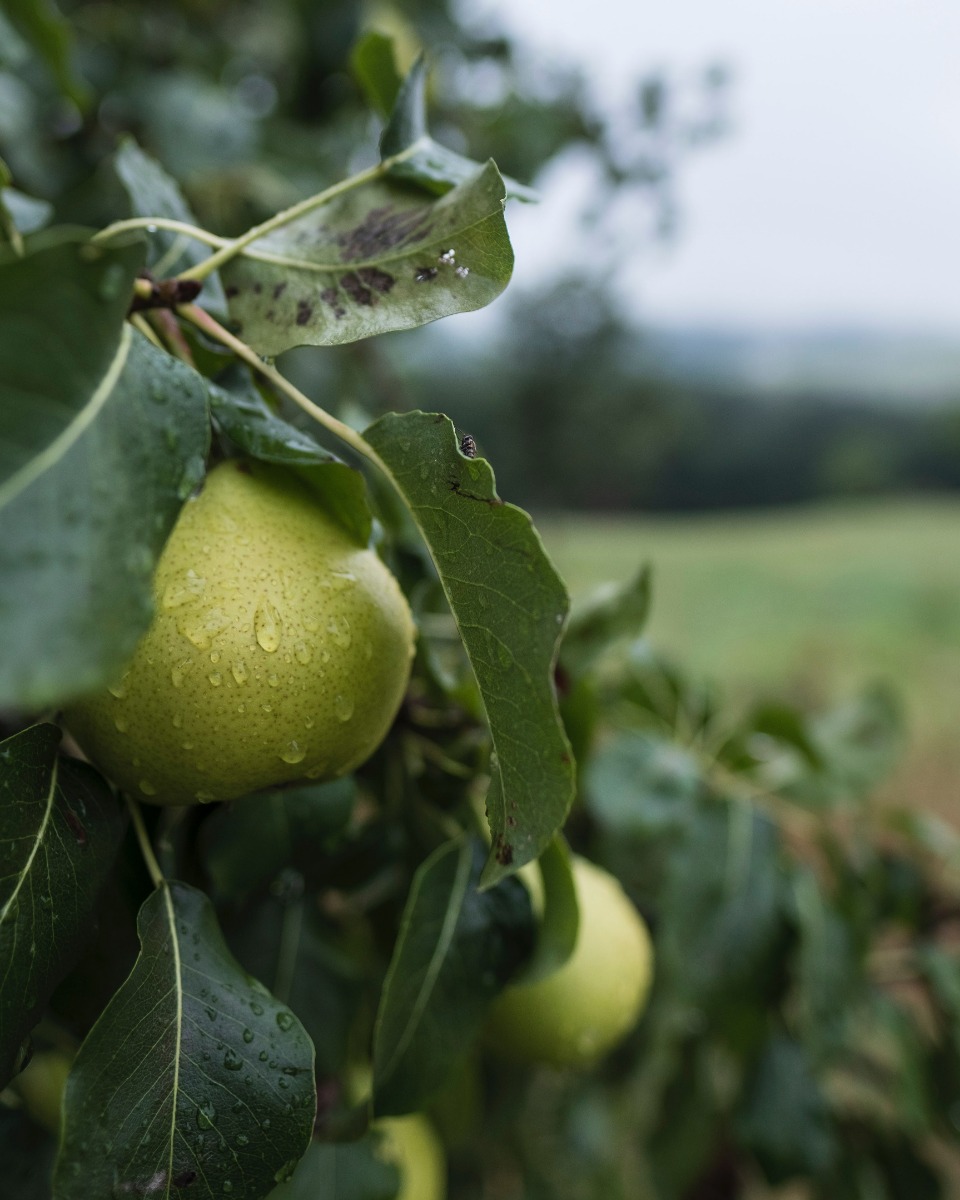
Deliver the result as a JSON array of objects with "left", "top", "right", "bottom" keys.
[{"left": 537, "top": 498, "right": 960, "bottom": 810}]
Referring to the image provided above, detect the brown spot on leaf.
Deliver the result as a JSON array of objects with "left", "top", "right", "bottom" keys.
[
  {"left": 337, "top": 204, "right": 434, "bottom": 260},
  {"left": 358, "top": 266, "right": 395, "bottom": 294},
  {"left": 272, "top": 282, "right": 287, "bottom": 300},
  {"left": 252, "top": 282, "right": 262, "bottom": 294},
  {"left": 493, "top": 834, "right": 514, "bottom": 866},
  {"left": 225, "top": 285, "right": 240, "bottom": 299},
  {"left": 296, "top": 300, "right": 313, "bottom": 325},
  {"left": 340, "top": 272, "right": 373, "bottom": 305},
  {"left": 64, "top": 808, "right": 87, "bottom": 846}
]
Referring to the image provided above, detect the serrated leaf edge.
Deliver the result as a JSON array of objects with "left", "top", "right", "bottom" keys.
[{"left": 0, "top": 323, "right": 133, "bottom": 511}]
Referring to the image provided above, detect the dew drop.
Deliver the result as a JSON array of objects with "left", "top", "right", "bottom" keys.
[
  {"left": 320, "top": 649, "right": 331, "bottom": 664},
  {"left": 242, "top": 1028, "right": 254, "bottom": 1044},
  {"left": 231, "top": 660, "right": 248, "bottom": 685},
  {"left": 206, "top": 1006, "right": 217, "bottom": 1021},
  {"left": 334, "top": 694, "right": 354, "bottom": 723},
  {"left": 172, "top": 713, "right": 183, "bottom": 729},
  {"left": 171, "top": 660, "right": 192, "bottom": 688},
  {"left": 279, "top": 741, "right": 306, "bottom": 765},
  {"left": 304, "top": 716, "right": 314, "bottom": 729},
  {"left": 259, "top": 1051, "right": 269, "bottom": 1062},
  {"left": 294, "top": 640, "right": 312, "bottom": 664},
  {"left": 196, "top": 1101, "right": 216, "bottom": 1129},
  {"left": 196, "top": 790, "right": 217, "bottom": 803},
  {"left": 275, "top": 1011, "right": 294, "bottom": 1032},
  {"left": 250, "top": 1001, "right": 264, "bottom": 1016},
  {"left": 162, "top": 570, "right": 206, "bottom": 609},
  {"left": 255, "top": 598, "right": 282, "bottom": 653},
  {"left": 223, "top": 1049, "right": 243, "bottom": 1071},
  {"left": 113, "top": 715, "right": 129, "bottom": 733},
  {"left": 237, "top": 703, "right": 246, "bottom": 714},
  {"left": 236, "top": 1133, "right": 249, "bottom": 1147},
  {"left": 208, "top": 671, "right": 222, "bottom": 686},
  {"left": 210, "top": 650, "right": 221, "bottom": 664},
  {"left": 305, "top": 761, "right": 328, "bottom": 780},
  {"left": 139, "top": 780, "right": 157, "bottom": 796},
  {"left": 223, "top": 1183, "right": 233, "bottom": 1195},
  {"left": 261, "top": 703, "right": 273, "bottom": 713},
  {"left": 262, "top": 1119, "right": 271, "bottom": 1131},
  {"left": 326, "top": 615, "right": 352, "bottom": 649},
  {"left": 107, "top": 674, "right": 129, "bottom": 699},
  {"left": 267, "top": 673, "right": 279, "bottom": 688},
  {"left": 363, "top": 641, "right": 373, "bottom": 662},
  {"left": 329, "top": 571, "right": 356, "bottom": 592},
  {"left": 278, "top": 1077, "right": 289, "bottom": 1090}
]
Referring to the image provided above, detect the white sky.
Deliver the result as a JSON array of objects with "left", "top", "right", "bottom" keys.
[{"left": 465, "top": 0, "right": 960, "bottom": 332}]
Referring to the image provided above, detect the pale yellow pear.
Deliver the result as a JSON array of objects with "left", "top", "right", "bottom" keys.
[
  {"left": 373, "top": 1114, "right": 447, "bottom": 1200},
  {"left": 65, "top": 459, "right": 416, "bottom": 805},
  {"left": 485, "top": 856, "right": 653, "bottom": 1068}
]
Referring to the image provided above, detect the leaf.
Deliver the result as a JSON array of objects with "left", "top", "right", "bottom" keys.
[
  {"left": 265, "top": 1133, "right": 399, "bottom": 1200},
  {"left": 381, "top": 57, "right": 537, "bottom": 202},
  {"left": 208, "top": 367, "right": 371, "bottom": 545},
  {"left": 53, "top": 881, "right": 316, "bottom": 1200},
  {"left": 584, "top": 732, "right": 701, "bottom": 838},
  {"left": 0, "top": 1104, "right": 57, "bottom": 1199},
  {"left": 735, "top": 1033, "right": 836, "bottom": 1184},
  {"left": 363, "top": 411, "right": 575, "bottom": 885},
  {"left": 351, "top": 30, "right": 404, "bottom": 119},
  {"left": 520, "top": 837, "right": 579, "bottom": 984},
  {"left": 3, "top": 0, "right": 90, "bottom": 109},
  {"left": 560, "top": 565, "right": 651, "bottom": 676},
  {"left": 113, "top": 138, "right": 227, "bottom": 314},
  {"left": 372, "top": 838, "right": 534, "bottom": 1116},
  {"left": 201, "top": 779, "right": 356, "bottom": 904},
  {"left": 1, "top": 186, "right": 53, "bottom": 255},
  {"left": 220, "top": 159, "right": 513, "bottom": 357},
  {"left": 0, "top": 724, "right": 126, "bottom": 1089},
  {"left": 222, "top": 893, "right": 365, "bottom": 1079},
  {"left": 0, "top": 232, "right": 211, "bottom": 709}
]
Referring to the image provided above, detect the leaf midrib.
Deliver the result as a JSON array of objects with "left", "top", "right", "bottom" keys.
[
  {"left": 0, "top": 323, "right": 133, "bottom": 512},
  {"left": 0, "top": 756, "right": 59, "bottom": 926},
  {"left": 161, "top": 883, "right": 183, "bottom": 1200}
]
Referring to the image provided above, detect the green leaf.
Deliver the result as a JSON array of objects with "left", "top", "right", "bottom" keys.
[
  {"left": 0, "top": 724, "right": 126, "bottom": 1089},
  {"left": 113, "top": 138, "right": 227, "bottom": 314},
  {"left": 372, "top": 838, "right": 534, "bottom": 1116},
  {"left": 220, "top": 160, "right": 513, "bottom": 357},
  {"left": 208, "top": 368, "right": 371, "bottom": 545},
  {"left": 3, "top": 0, "right": 89, "bottom": 109},
  {"left": 0, "top": 185, "right": 53, "bottom": 255},
  {"left": 222, "top": 892, "right": 365, "bottom": 1079},
  {"left": 351, "top": 30, "right": 404, "bottom": 119},
  {"left": 0, "top": 1104, "right": 56, "bottom": 1199},
  {"left": 585, "top": 731, "right": 701, "bottom": 838},
  {"left": 381, "top": 57, "right": 537, "bottom": 202},
  {"left": 201, "top": 779, "right": 356, "bottom": 904},
  {"left": 363, "top": 411, "right": 575, "bottom": 884},
  {"left": 520, "top": 836, "right": 579, "bottom": 983},
  {"left": 560, "top": 565, "right": 651, "bottom": 676},
  {"left": 265, "top": 1133, "right": 399, "bottom": 1200},
  {"left": 735, "top": 1033, "right": 836, "bottom": 1184},
  {"left": 53, "top": 881, "right": 316, "bottom": 1200},
  {"left": 0, "top": 233, "right": 211, "bottom": 709}
]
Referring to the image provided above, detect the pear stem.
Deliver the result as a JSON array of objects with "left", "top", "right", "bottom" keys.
[
  {"left": 178, "top": 303, "right": 392, "bottom": 478},
  {"left": 126, "top": 797, "right": 166, "bottom": 890}
]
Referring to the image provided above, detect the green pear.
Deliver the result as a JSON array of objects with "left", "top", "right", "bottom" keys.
[
  {"left": 373, "top": 1113, "right": 447, "bottom": 1200},
  {"left": 485, "top": 856, "right": 653, "bottom": 1068},
  {"left": 65, "top": 459, "right": 416, "bottom": 805}
]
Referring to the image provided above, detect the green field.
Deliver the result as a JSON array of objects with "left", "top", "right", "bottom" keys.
[{"left": 538, "top": 499, "right": 960, "bottom": 803}]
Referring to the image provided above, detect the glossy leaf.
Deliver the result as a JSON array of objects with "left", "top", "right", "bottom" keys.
[
  {"left": 381, "top": 57, "right": 537, "bottom": 202},
  {"left": 0, "top": 233, "right": 210, "bottom": 709},
  {"left": 208, "top": 368, "right": 370, "bottom": 545},
  {"left": 54, "top": 881, "right": 316, "bottom": 1200},
  {"left": 363, "top": 411, "right": 575, "bottom": 884},
  {"left": 372, "top": 838, "right": 534, "bottom": 1116},
  {"left": 0, "top": 724, "right": 126, "bottom": 1089},
  {"left": 113, "top": 137, "right": 227, "bottom": 314},
  {"left": 221, "top": 160, "right": 513, "bottom": 356}
]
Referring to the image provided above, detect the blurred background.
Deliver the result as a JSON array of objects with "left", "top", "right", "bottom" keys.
[{"left": 4, "top": 0, "right": 960, "bottom": 817}]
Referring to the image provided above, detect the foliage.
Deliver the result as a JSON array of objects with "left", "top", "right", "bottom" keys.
[{"left": 2, "top": 4, "right": 960, "bottom": 1200}]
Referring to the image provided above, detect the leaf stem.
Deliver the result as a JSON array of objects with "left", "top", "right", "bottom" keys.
[
  {"left": 92, "top": 217, "right": 227, "bottom": 248},
  {"left": 126, "top": 797, "right": 166, "bottom": 890},
  {"left": 178, "top": 303, "right": 393, "bottom": 477},
  {"left": 176, "top": 159, "right": 389, "bottom": 283}
]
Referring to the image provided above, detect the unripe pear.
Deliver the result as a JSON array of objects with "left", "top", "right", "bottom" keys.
[
  {"left": 485, "top": 856, "right": 653, "bottom": 1068},
  {"left": 64, "top": 459, "right": 416, "bottom": 805},
  {"left": 374, "top": 1114, "right": 446, "bottom": 1200}
]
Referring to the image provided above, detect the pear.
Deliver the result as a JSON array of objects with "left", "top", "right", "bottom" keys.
[
  {"left": 485, "top": 856, "right": 653, "bottom": 1067},
  {"left": 65, "top": 459, "right": 416, "bottom": 805}
]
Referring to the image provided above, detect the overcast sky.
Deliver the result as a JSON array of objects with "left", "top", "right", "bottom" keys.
[{"left": 466, "top": 0, "right": 960, "bottom": 333}]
